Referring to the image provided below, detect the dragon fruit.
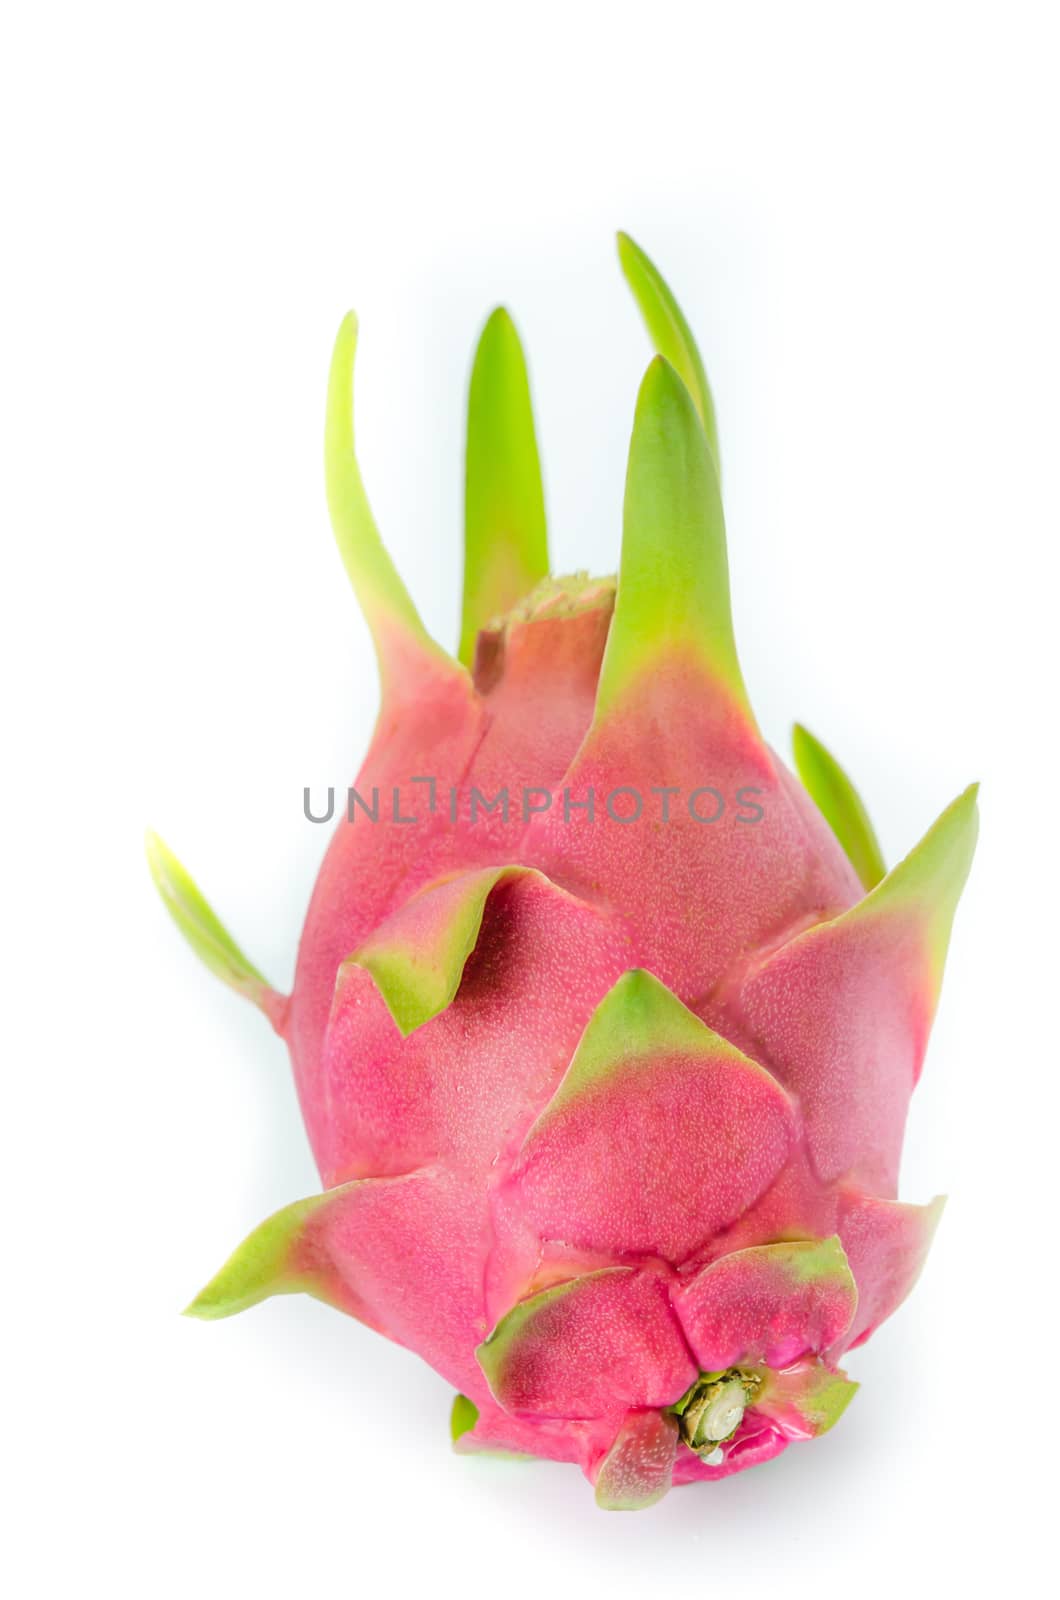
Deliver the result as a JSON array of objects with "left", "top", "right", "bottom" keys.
[{"left": 148, "top": 233, "right": 977, "bottom": 1510}]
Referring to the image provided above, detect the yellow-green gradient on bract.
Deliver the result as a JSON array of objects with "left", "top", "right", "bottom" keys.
[
  {"left": 617, "top": 231, "right": 720, "bottom": 473},
  {"left": 460, "top": 308, "right": 549, "bottom": 665},
  {"left": 534, "top": 969, "right": 772, "bottom": 1124},
  {"left": 343, "top": 865, "right": 541, "bottom": 1037},
  {"left": 594, "top": 1411, "right": 679, "bottom": 1511},
  {"left": 325, "top": 312, "right": 462, "bottom": 693},
  {"left": 184, "top": 1188, "right": 347, "bottom": 1319},
  {"left": 594, "top": 356, "right": 753, "bottom": 727},
  {"left": 753, "top": 1359, "right": 859, "bottom": 1436},
  {"left": 838, "top": 783, "right": 979, "bottom": 1001},
  {"left": 144, "top": 831, "right": 274, "bottom": 1011},
  {"left": 792, "top": 723, "right": 886, "bottom": 890}
]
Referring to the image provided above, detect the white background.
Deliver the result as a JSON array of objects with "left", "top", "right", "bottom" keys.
[{"left": 4, "top": 4, "right": 1057, "bottom": 1595}]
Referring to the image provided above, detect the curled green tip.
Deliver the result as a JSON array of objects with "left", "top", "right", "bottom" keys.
[
  {"left": 145, "top": 830, "right": 277, "bottom": 1015},
  {"left": 838, "top": 782, "right": 979, "bottom": 1002},
  {"left": 325, "top": 312, "right": 460, "bottom": 690},
  {"left": 344, "top": 865, "right": 533, "bottom": 1037},
  {"left": 181, "top": 1211, "right": 297, "bottom": 1321},
  {"left": 182, "top": 1292, "right": 223, "bottom": 1321},
  {"left": 450, "top": 1393, "right": 479, "bottom": 1443},
  {"left": 181, "top": 1191, "right": 339, "bottom": 1321},
  {"left": 616, "top": 230, "right": 720, "bottom": 474},
  {"left": 791, "top": 724, "right": 886, "bottom": 890}
]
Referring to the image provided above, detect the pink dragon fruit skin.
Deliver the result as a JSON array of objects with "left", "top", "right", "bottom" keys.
[{"left": 147, "top": 233, "right": 977, "bottom": 1510}]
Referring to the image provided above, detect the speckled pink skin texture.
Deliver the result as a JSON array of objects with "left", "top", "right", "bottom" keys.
[{"left": 273, "top": 597, "right": 947, "bottom": 1493}]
